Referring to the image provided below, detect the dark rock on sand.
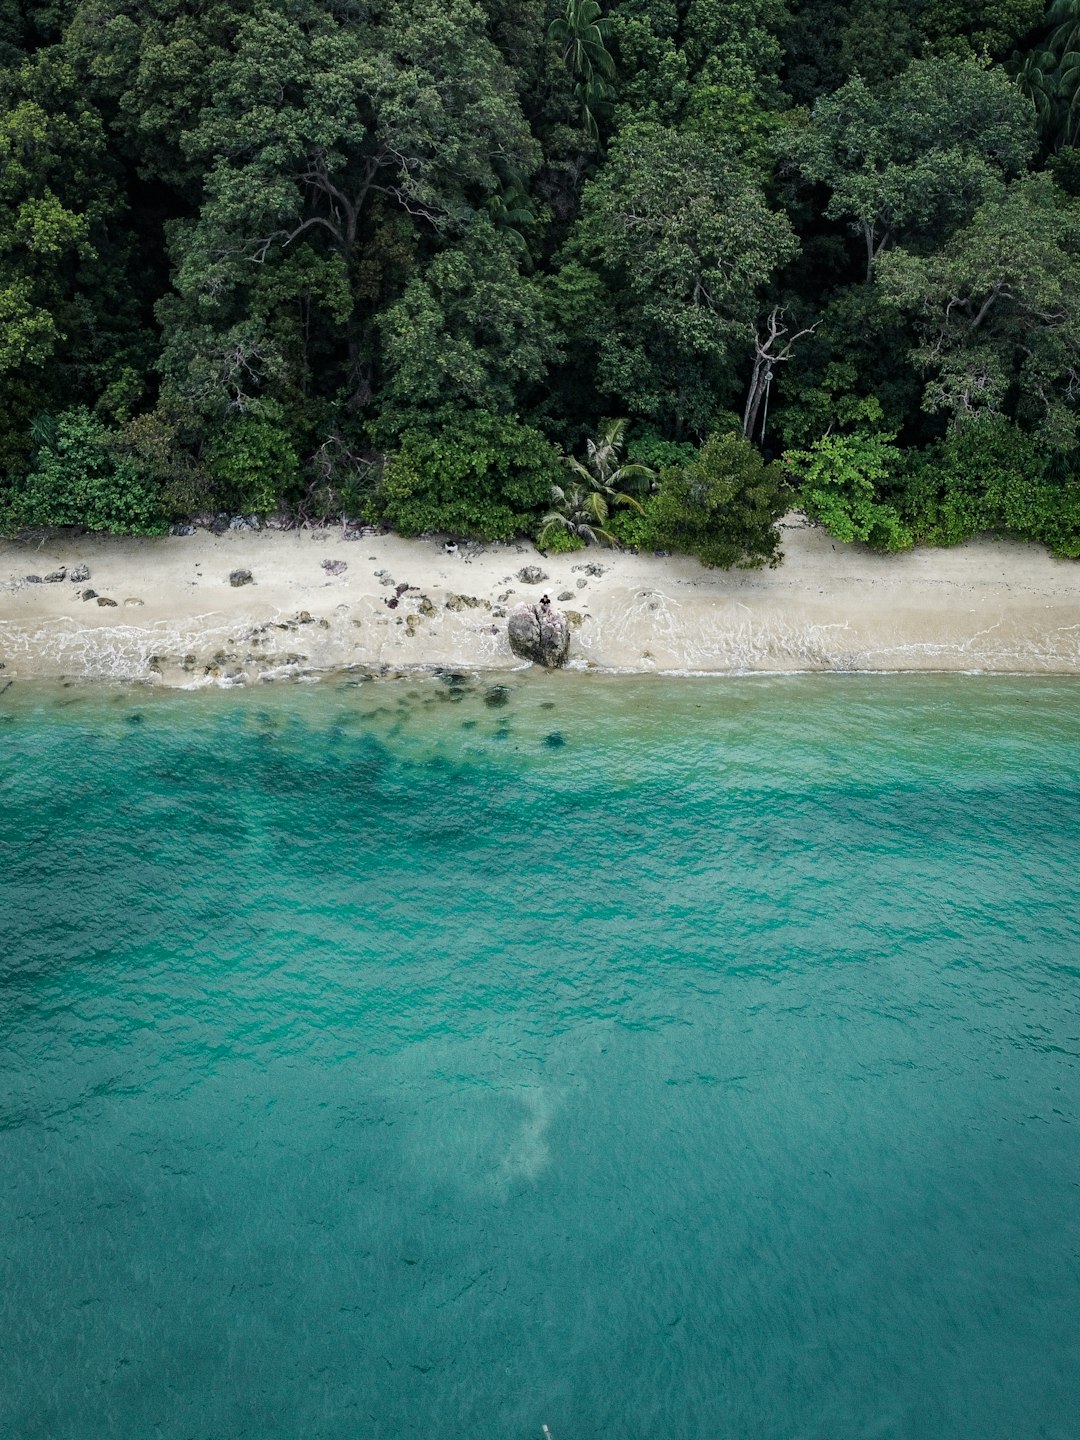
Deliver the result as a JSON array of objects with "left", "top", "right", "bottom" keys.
[
  {"left": 43, "top": 568, "right": 67, "bottom": 583},
  {"left": 507, "top": 601, "right": 570, "bottom": 668},
  {"left": 68, "top": 565, "right": 91, "bottom": 583},
  {"left": 321, "top": 559, "right": 347, "bottom": 576},
  {"left": 96, "top": 596, "right": 118, "bottom": 607},
  {"left": 229, "top": 569, "right": 254, "bottom": 587},
  {"left": 516, "top": 565, "right": 548, "bottom": 585}
]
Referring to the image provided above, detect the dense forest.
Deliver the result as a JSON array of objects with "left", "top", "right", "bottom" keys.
[{"left": 4, "top": 0, "right": 1080, "bottom": 563}]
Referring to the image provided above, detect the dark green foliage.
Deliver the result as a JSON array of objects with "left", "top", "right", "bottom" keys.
[
  {"left": 0, "top": 0, "right": 1075, "bottom": 554},
  {"left": 375, "top": 412, "right": 561, "bottom": 541},
  {"left": 2, "top": 409, "right": 167, "bottom": 534},
  {"left": 648, "top": 431, "right": 790, "bottom": 568},
  {"left": 204, "top": 406, "right": 302, "bottom": 515},
  {"left": 900, "top": 418, "right": 1080, "bottom": 555}
]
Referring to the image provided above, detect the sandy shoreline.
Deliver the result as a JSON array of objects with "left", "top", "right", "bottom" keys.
[{"left": 2, "top": 516, "right": 1080, "bottom": 684}]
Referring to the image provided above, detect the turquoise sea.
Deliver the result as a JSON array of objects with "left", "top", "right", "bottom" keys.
[{"left": 2, "top": 673, "right": 1079, "bottom": 1440}]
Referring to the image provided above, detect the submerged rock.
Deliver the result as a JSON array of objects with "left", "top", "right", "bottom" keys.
[{"left": 507, "top": 601, "right": 570, "bottom": 668}]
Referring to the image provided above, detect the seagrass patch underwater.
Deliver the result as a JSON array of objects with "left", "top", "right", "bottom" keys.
[{"left": 1, "top": 673, "right": 1079, "bottom": 1440}]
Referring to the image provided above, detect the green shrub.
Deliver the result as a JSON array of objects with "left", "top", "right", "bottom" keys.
[
  {"left": 901, "top": 419, "right": 1080, "bottom": 557},
  {"left": 203, "top": 404, "right": 301, "bottom": 515},
  {"left": 2, "top": 408, "right": 167, "bottom": 534},
  {"left": 785, "top": 430, "right": 913, "bottom": 551},
  {"left": 538, "top": 526, "right": 585, "bottom": 553},
  {"left": 375, "top": 412, "right": 561, "bottom": 541},
  {"left": 606, "top": 500, "right": 656, "bottom": 551},
  {"left": 649, "top": 431, "right": 791, "bottom": 568},
  {"left": 625, "top": 427, "right": 696, "bottom": 473}
]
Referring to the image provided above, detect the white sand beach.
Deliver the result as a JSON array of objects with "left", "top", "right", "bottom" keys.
[{"left": 2, "top": 516, "right": 1079, "bottom": 683}]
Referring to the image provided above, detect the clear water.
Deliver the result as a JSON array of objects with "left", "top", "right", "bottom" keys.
[{"left": 2, "top": 674, "right": 1079, "bottom": 1440}]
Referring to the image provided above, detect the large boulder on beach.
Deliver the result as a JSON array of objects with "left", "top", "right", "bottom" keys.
[{"left": 508, "top": 601, "right": 570, "bottom": 668}]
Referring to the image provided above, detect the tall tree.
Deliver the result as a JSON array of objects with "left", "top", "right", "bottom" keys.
[
  {"left": 786, "top": 57, "right": 1037, "bottom": 280},
  {"left": 878, "top": 174, "right": 1080, "bottom": 448},
  {"left": 561, "top": 120, "right": 798, "bottom": 434}
]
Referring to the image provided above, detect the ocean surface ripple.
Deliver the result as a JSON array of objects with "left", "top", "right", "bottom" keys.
[{"left": 2, "top": 674, "right": 1078, "bottom": 1440}]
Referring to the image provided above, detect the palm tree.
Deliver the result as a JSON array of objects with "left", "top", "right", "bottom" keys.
[
  {"left": 1014, "top": 0, "right": 1080, "bottom": 146},
  {"left": 485, "top": 160, "right": 538, "bottom": 267},
  {"left": 539, "top": 420, "right": 653, "bottom": 549},
  {"left": 538, "top": 482, "right": 632, "bottom": 549},
  {"left": 548, "top": 0, "right": 614, "bottom": 84},
  {"left": 548, "top": 0, "right": 615, "bottom": 141},
  {"left": 1048, "top": 0, "right": 1080, "bottom": 55},
  {"left": 564, "top": 418, "right": 656, "bottom": 499},
  {"left": 1015, "top": 49, "right": 1059, "bottom": 135}
]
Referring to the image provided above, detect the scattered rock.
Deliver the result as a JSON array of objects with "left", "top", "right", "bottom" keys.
[
  {"left": 558, "top": 590, "right": 574, "bottom": 602},
  {"left": 321, "top": 559, "right": 348, "bottom": 576},
  {"left": 516, "top": 565, "right": 548, "bottom": 585},
  {"left": 43, "top": 568, "right": 67, "bottom": 583},
  {"left": 386, "top": 596, "right": 399, "bottom": 609},
  {"left": 124, "top": 597, "right": 144, "bottom": 607},
  {"left": 395, "top": 581, "right": 409, "bottom": 595},
  {"left": 445, "top": 593, "right": 483, "bottom": 612},
  {"left": 507, "top": 601, "right": 570, "bottom": 668},
  {"left": 169, "top": 523, "right": 197, "bottom": 536},
  {"left": 484, "top": 685, "right": 511, "bottom": 708},
  {"left": 81, "top": 589, "right": 97, "bottom": 601},
  {"left": 418, "top": 597, "right": 436, "bottom": 617},
  {"left": 571, "top": 562, "right": 607, "bottom": 577},
  {"left": 492, "top": 606, "right": 506, "bottom": 618},
  {"left": 96, "top": 596, "right": 118, "bottom": 607},
  {"left": 68, "top": 565, "right": 91, "bottom": 583},
  {"left": 297, "top": 611, "right": 314, "bottom": 624},
  {"left": 564, "top": 610, "right": 584, "bottom": 627},
  {"left": 653, "top": 548, "right": 671, "bottom": 558},
  {"left": 229, "top": 569, "right": 254, "bottom": 587},
  {"left": 24, "top": 575, "right": 42, "bottom": 584}
]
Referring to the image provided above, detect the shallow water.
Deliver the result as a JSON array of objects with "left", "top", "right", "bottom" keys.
[{"left": 2, "top": 673, "right": 1079, "bottom": 1440}]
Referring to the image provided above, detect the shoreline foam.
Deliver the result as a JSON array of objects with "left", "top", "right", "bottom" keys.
[{"left": 2, "top": 516, "right": 1079, "bottom": 684}]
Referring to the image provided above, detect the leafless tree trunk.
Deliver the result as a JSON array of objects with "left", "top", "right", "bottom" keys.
[{"left": 742, "top": 308, "right": 818, "bottom": 443}]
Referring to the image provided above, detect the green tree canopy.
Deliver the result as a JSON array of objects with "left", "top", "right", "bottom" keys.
[{"left": 786, "top": 58, "right": 1037, "bottom": 278}]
